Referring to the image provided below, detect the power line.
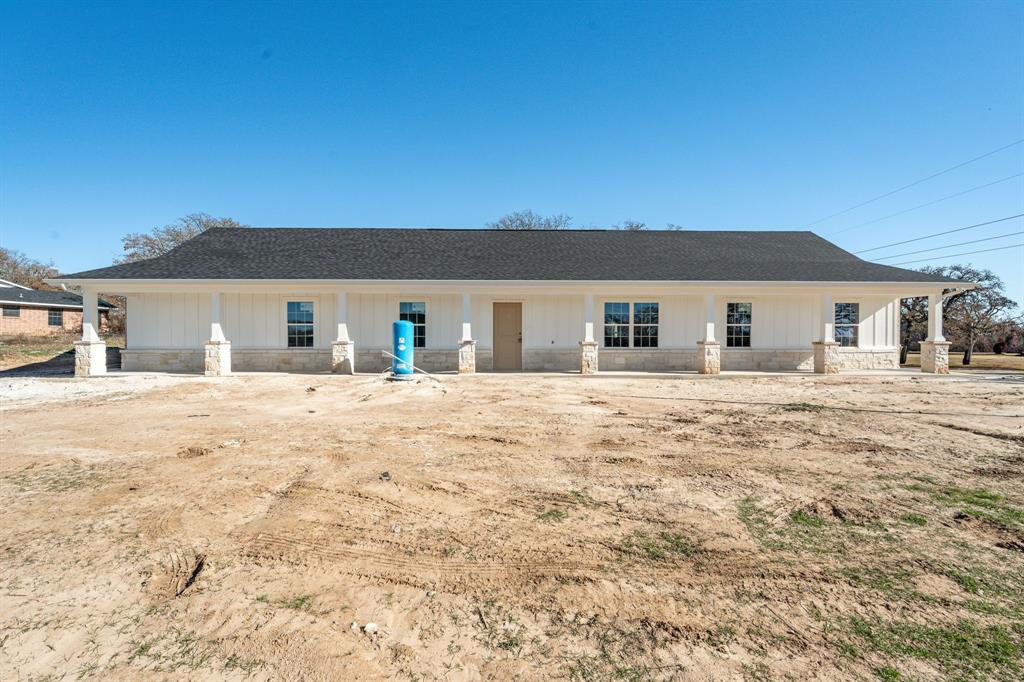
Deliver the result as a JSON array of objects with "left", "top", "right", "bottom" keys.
[
  {"left": 888, "top": 242, "right": 1023, "bottom": 266},
  {"left": 855, "top": 213, "right": 1024, "bottom": 254},
  {"left": 872, "top": 230, "right": 1024, "bottom": 261},
  {"left": 826, "top": 173, "right": 1024, "bottom": 236},
  {"left": 802, "top": 137, "right": 1024, "bottom": 228}
]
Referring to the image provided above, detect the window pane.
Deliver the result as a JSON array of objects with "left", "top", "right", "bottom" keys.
[
  {"left": 287, "top": 301, "right": 314, "bottom": 324},
  {"left": 633, "top": 302, "right": 659, "bottom": 325},
  {"left": 287, "top": 324, "right": 314, "bottom": 347},
  {"left": 726, "top": 302, "right": 752, "bottom": 325},
  {"left": 413, "top": 327, "right": 426, "bottom": 348},
  {"left": 634, "top": 324, "right": 659, "bottom": 348},
  {"left": 604, "top": 324, "right": 629, "bottom": 347},
  {"left": 835, "top": 303, "right": 859, "bottom": 325},
  {"left": 2, "top": 305, "right": 19, "bottom": 318},
  {"left": 48, "top": 309, "right": 63, "bottom": 326},
  {"left": 604, "top": 302, "right": 629, "bottom": 325},
  {"left": 726, "top": 324, "right": 751, "bottom": 348},
  {"left": 835, "top": 325, "right": 858, "bottom": 347}
]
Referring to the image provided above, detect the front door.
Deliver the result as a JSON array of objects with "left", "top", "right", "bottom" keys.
[{"left": 492, "top": 302, "right": 522, "bottom": 371}]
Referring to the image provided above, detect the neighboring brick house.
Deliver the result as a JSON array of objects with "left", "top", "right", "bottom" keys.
[{"left": 0, "top": 278, "right": 112, "bottom": 336}]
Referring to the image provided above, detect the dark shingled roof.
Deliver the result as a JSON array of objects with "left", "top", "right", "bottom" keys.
[
  {"left": 59, "top": 228, "right": 961, "bottom": 283},
  {"left": 0, "top": 287, "right": 114, "bottom": 308}
]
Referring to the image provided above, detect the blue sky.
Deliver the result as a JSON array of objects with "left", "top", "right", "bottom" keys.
[{"left": 2, "top": 1, "right": 1022, "bottom": 303}]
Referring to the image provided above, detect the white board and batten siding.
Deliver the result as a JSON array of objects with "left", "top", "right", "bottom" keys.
[{"left": 126, "top": 292, "right": 900, "bottom": 351}]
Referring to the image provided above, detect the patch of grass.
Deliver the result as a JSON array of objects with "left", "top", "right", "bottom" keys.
[
  {"left": 782, "top": 402, "right": 828, "bottom": 412},
  {"left": 899, "top": 513, "right": 928, "bottom": 526},
  {"left": 789, "top": 510, "right": 826, "bottom": 528},
  {"left": 278, "top": 594, "right": 313, "bottom": 611},
  {"left": 873, "top": 665, "right": 904, "bottom": 681},
  {"left": 932, "top": 486, "right": 1024, "bottom": 530},
  {"left": 224, "top": 654, "right": 264, "bottom": 673},
  {"left": 616, "top": 530, "right": 701, "bottom": 562},
  {"left": 949, "top": 571, "right": 980, "bottom": 594},
  {"left": 538, "top": 508, "right": 568, "bottom": 522},
  {"left": 565, "top": 629, "right": 654, "bottom": 682},
  {"left": 848, "top": 617, "right": 1023, "bottom": 679}
]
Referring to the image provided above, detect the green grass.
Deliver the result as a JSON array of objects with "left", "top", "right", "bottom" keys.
[
  {"left": 932, "top": 486, "right": 1024, "bottom": 530},
  {"left": 538, "top": 508, "right": 568, "bottom": 522},
  {"left": 848, "top": 617, "right": 1023, "bottom": 679},
  {"left": 897, "top": 509, "right": 929, "bottom": 524},
  {"left": 615, "top": 530, "right": 701, "bottom": 562},
  {"left": 789, "top": 510, "right": 826, "bottom": 528}
]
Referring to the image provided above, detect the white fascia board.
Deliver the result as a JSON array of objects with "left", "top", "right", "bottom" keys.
[
  {"left": 0, "top": 278, "right": 33, "bottom": 290},
  {"left": 45, "top": 277, "right": 972, "bottom": 297},
  {"left": 0, "top": 300, "right": 85, "bottom": 309}
]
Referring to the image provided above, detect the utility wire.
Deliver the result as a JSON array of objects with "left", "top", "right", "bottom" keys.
[
  {"left": 888, "top": 242, "right": 1023, "bottom": 266},
  {"left": 872, "top": 230, "right": 1024, "bottom": 261},
  {"left": 826, "top": 173, "right": 1024, "bottom": 236},
  {"left": 855, "top": 213, "right": 1024, "bottom": 254},
  {"left": 803, "top": 138, "right": 1024, "bottom": 228}
]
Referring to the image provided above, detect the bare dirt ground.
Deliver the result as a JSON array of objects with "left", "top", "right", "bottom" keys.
[{"left": 2, "top": 371, "right": 1022, "bottom": 681}]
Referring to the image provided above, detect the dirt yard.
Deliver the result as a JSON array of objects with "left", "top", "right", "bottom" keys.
[{"left": 2, "top": 371, "right": 1022, "bottom": 681}]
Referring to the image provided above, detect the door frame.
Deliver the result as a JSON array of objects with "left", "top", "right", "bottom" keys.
[{"left": 491, "top": 300, "right": 524, "bottom": 371}]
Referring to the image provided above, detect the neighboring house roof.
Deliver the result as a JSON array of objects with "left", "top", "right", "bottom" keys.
[
  {"left": 58, "top": 227, "right": 962, "bottom": 283},
  {"left": 0, "top": 278, "right": 33, "bottom": 290},
  {"left": 0, "top": 287, "right": 115, "bottom": 309}
]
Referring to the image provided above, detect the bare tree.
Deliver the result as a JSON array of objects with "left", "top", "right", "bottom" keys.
[
  {"left": 487, "top": 210, "right": 572, "bottom": 230},
  {"left": 909, "top": 265, "right": 1018, "bottom": 365},
  {"left": 899, "top": 295, "right": 928, "bottom": 364},
  {"left": 119, "top": 213, "right": 246, "bottom": 263},
  {"left": 613, "top": 220, "right": 647, "bottom": 231},
  {"left": 0, "top": 247, "right": 60, "bottom": 289},
  {"left": 665, "top": 223, "right": 685, "bottom": 231}
]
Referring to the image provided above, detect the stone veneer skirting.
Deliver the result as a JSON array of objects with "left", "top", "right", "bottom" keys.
[{"left": 120, "top": 346, "right": 899, "bottom": 373}]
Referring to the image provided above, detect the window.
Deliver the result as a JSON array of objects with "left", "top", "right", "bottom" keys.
[
  {"left": 633, "top": 302, "right": 659, "bottom": 347},
  {"left": 48, "top": 309, "right": 63, "bottom": 326},
  {"left": 399, "top": 302, "right": 426, "bottom": 348},
  {"left": 286, "top": 301, "right": 314, "bottom": 347},
  {"left": 726, "top": 302, "right": 752, "bottom": 347},
  {"left": 834, "top": 302, "right": 859, "bottom": 347},
  {"left": 604, "top": 302, "right": 630, "bottom": 347},
  {"left": 603, "top": 302, "right": 659, "bottom": 348},
  {"left": 2, "top": 305, "right": 19, "bottom": 318}
]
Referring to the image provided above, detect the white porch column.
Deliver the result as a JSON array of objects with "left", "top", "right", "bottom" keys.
[
  {"left": 331, "top": 291, "right": 355, "bottom": 374},
  {"left": 812, "top": 292, "right": 839, "bottom": 374},
  {"left": 580, "top": 293, "right": 598, "bottom": 374},
  {"left": 204, "top": 292, "right": 231, "bottom": 376},
  {"left": 458, "top": 292, "right": 476, "bottom": 374},
  {"left": 74, "top": 287, "right": 106, "bottom": 377},
  {"left": 697, "top": 292, "right": 720, "bottom": 374},
  {"left": 921, "top": 290, "right": 950, "bottom": 374}
]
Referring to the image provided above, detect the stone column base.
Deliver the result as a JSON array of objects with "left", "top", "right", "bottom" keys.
[
  {"left": 920, "top": 340, "right": 951, "bottom": 374},
  {"left": 696, "top": 340, "right": 721, "bottom": 374},
  {"left": 204, "top": 340, "right": 231, "bottom": 376},
  {"left": 331, "top": 340, "right": 355, "bottom": 374},
  {"left": 812, "top": 341, "right": 840, "bottom": 374},
  {"left": 580, "top": 341, "right": 599, "bottom": 374},
  {"left": 458, "top": 339, "right": 476, "bottom": 374},
  {"left": 74, "top": 340, "right": 107, "bottom": 377}
]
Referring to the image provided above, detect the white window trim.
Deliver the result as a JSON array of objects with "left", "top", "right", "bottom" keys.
[
  {"left": 834, "top": 302, "right": 860, "bottom": 348},
  {"left": 398, "top": 300, "right": 427, "bottom": 349},
  {"left": 285, "top": 300, "right": 316, "bottom": 349},
  {"left": 725, "top": 301, "right": 753, "bottom": 348},
  {"left": 601, "top": 300, "right": 660, "bottom": 349}
]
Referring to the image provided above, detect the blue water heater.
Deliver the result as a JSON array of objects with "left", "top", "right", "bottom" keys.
[{"left": 392, "top": 320, "right": 415, "bottom": 376}]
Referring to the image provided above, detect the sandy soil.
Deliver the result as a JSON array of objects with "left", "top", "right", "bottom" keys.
[{"left": 1, "top": 371, "right": 1022, "bottom": 681}]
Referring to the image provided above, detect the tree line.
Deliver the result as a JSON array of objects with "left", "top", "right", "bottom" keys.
[{"left": 2, "top": 210, "right": 1020, "bottom": 363}]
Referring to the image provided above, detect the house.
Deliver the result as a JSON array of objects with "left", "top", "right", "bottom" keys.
[
  {"left": 50, "top": 227, "right": 967, "bottom": 377},
  {"left": 0, "top": 278, "right": 113, "bottom": 336}
]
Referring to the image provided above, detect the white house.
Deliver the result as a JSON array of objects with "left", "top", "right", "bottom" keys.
[{"left": 51, "top": 227, "right": 966, "bottom": 377}]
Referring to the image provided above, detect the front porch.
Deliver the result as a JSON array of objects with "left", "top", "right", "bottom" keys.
[{"left": 72, "top": 286, "right": 954, "bottom": 378}]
